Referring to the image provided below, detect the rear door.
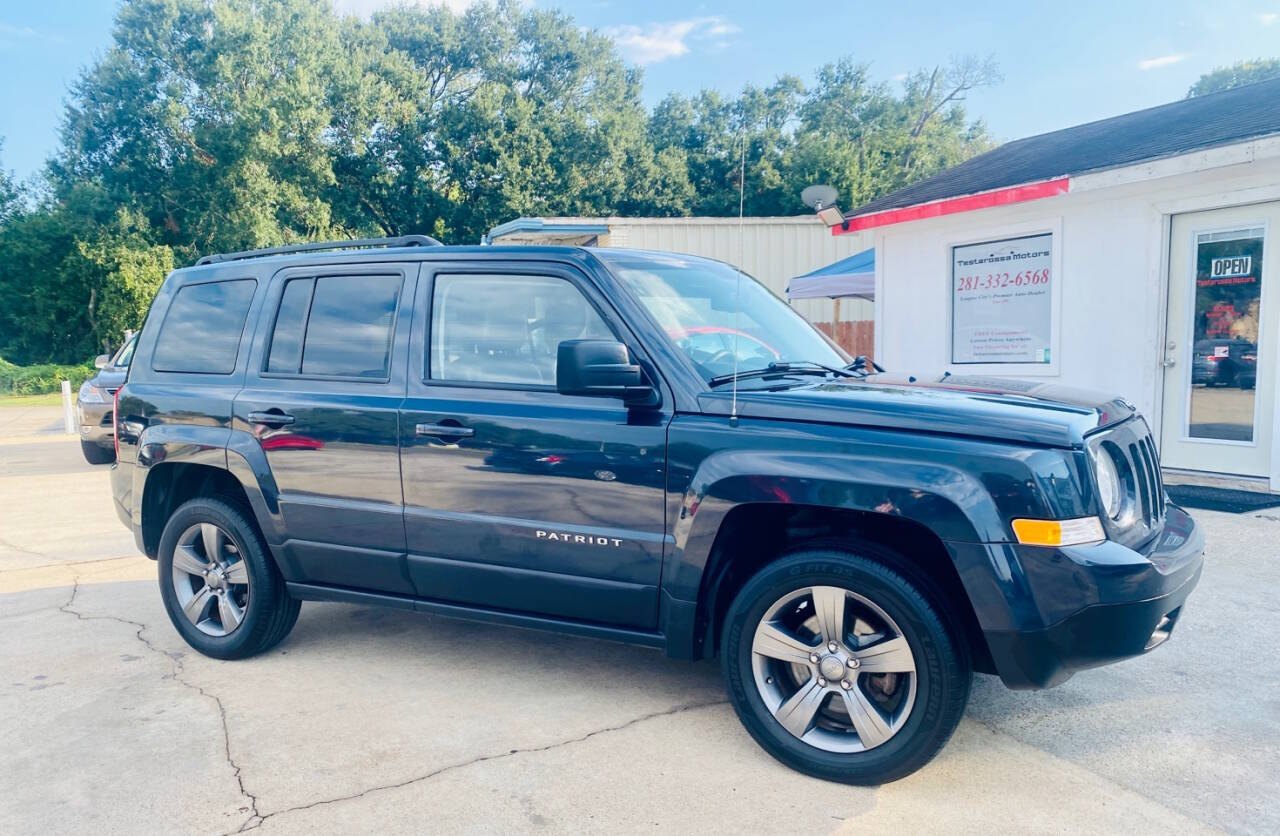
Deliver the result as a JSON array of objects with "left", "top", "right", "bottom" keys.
[
  {"left": 233, "top": 262, "right": 416, "bottom": 595},
  {"left": 399, "top": 261, "right": 671, "bottom": 628}
]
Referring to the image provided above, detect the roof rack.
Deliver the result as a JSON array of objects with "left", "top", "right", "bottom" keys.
[{"left": 195, "top": 235, "right": 443, "bottom": 266}]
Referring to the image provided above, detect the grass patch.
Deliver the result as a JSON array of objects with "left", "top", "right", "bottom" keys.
[
  {"left": 0, "top": 392, "right": 65, "bottom": 408},
  {"left": 1, "top": 355, "right": 98, "bottom": 396}
]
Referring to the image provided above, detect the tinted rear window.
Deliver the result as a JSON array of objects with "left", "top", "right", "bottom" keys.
[
  {"left": 301, "top": 275, "right": 400, "bottom": 378},
  {"left": 153, "top": 279, "right": 257, "bottom": 374},
  {"left": 266, "top": 278, "right": 314, "bottom": 374},
  {"left": 262, "top": 274, "right": 401, "bottom": 379}
]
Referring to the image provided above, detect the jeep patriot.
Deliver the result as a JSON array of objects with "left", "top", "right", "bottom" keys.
[{"left": 110, "top": 236, "right": 1203, "bottom": 784}]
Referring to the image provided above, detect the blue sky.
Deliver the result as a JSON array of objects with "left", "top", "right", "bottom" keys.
[{"left": 2, "top": 0, "right": 1279, "bottom": 183}]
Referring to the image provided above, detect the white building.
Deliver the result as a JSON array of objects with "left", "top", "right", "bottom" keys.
[
  {"left": 836, "top": 78, "right": 1280, "bottom": 492},
  {"left": 484, "top": 215, "right": 875, "bottom": 357}
]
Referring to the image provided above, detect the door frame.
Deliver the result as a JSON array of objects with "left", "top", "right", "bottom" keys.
[{"left": 1153, "top": 184, "right": 1280, "bottom": 490}]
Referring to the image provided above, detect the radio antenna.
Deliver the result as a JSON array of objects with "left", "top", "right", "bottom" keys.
[{"left": 731, "top": 132, "right": 746, "bottom": 426}]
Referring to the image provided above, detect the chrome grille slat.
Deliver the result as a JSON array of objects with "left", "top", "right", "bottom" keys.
[
  {"left": 1142, "top": 435, "right": 1166, "bottom": 517},
  {"left": 1094, "top": 420, "right": 1165, "bottom": 546},
  {"left": 1128, "top": 442, "right": 1153, "bottom": 525}
]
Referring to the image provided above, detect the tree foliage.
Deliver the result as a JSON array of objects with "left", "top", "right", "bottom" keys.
[
  {"left": 1188, "top": 58, "right": 1280, "bottom": 97},
  {"left": 1, "top": 0, "right": 998, "bottom": 364}
]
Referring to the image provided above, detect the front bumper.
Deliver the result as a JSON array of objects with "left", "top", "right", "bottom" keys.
[
  {"left": 952, "top": 504, "right": 1203, "bottom": 689},
  {"left": 77, "top": 400, "right": 114, "bottom": 447}
]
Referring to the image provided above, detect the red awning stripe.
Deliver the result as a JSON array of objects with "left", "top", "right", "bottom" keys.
[{"left": 834, "top": 177, "right": 1071, "bottom": 235}]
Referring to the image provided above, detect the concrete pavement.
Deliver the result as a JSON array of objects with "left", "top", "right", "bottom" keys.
[{"left": 1, "top": 407, "right": 1276, "bottom": 834}]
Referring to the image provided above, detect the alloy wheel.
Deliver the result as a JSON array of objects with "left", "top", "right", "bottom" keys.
[
  {"left": 750, "top": 585, "right": 917, "bottom": 753},
  {"left": 170, "top": 522, "right": 251, "bottom": 637}
]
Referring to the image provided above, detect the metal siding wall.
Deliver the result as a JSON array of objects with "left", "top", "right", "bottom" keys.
[{"left": 608, "top": 218, "right": 874, "bottom": 328}]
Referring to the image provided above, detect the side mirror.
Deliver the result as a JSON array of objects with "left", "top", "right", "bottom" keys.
[
  {"left": 94, "top": 354, "right": 111, "bottom": 370},
  {"left": 557, "top": 340, "right": 657, "bottom": 406}
]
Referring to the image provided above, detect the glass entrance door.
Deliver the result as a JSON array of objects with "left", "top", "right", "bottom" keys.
[{"left": 1160, "top": 204, "right": 1277, "bottom": 479}]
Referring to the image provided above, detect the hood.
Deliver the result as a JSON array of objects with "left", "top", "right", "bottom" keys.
[
  {"left": 89, "top": 367, "right": 128, "bottom": 390},
  {"left": 698, "top": 373, "right": 1135, "bottom": 448}
]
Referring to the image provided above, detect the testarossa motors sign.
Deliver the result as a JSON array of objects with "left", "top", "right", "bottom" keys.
[{"left": 951, "top": 233, "right": 1053, "bottom": 365}]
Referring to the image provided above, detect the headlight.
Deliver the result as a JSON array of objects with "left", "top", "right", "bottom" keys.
[
  {"left": 1092, "top": 446, "right": 1122, "bottom": 519},
  {"left": 78, "top": 381, "right": 108, "bottom": 403}
]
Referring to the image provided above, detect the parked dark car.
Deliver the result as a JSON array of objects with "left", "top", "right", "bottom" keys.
[
  {"left": 1237, "top": 344, "right": 1257, "bottom": 390},
  {"left": 109, "top": 237, "right": 1202, "bottom": 785},
  {"left": 1191, "top": 338, "right": 1256, "bottom": 388},
  {"left": 76, "top": 334, "right": 136, "bottom": 464}
]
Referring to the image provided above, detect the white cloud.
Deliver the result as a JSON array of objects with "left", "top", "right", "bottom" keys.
[
  {"left": 1138, "top": 54, "right": 1187, "bottom": 70},
  {"left": 0, "top": 22, "right": 38, "bottom": 39},
  {"left": 0, "top": 20, "right": 64, "bottom": 47},
  {"left": 603, "top": 16, "right": 740, "bottom": 66},
  {"left": 1261, "top": 12, "right": 1279, "bottom": 25}
]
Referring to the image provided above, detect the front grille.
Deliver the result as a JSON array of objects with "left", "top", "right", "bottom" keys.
[
  {"left": 1128, "top": 432, "right": 1166, "bottom": 529},
  {"left": 1092, "top": 419, "right": 1166, "bottom": 547}
]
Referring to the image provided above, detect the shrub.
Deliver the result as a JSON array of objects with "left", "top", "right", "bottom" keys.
[{"left": 0, "top": 356, "right": 99, "bottom": 396}]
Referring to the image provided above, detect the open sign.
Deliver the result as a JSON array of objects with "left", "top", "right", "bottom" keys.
[{"left": 1210, "top": 255, "right": 1252, "bottom": 278}]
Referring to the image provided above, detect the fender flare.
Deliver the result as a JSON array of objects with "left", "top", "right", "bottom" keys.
[
  {"left": 133, "top": 424, "right": 284, "bottom": 550},
  {"left": 658, "top": 448, "right": 1010, "bottom": 657}
]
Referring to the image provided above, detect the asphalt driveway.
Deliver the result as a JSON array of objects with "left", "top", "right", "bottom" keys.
[{"left": 1, "top": 407, "right": 1277, "bottom": 834}]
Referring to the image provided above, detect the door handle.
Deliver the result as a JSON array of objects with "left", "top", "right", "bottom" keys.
[
  {"left": 248, "top": 410, "right": 296, "bottom": 427},
  {"left": 416, "top": 422, "right": 474, "bottom": 438}
]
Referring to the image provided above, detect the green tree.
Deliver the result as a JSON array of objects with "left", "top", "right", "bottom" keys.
[
  {"left": 0, "top": 189, "right": 171, "bottom": 363},
  {"left": 11, "top": 0, "right": 1002, "bottom": 366},
  {"left": 0, "top": 141, "right": 21, "bottom": 229},
  {"left": 649, "top": 56, "right": 997, "bottom": 217},
  {"left": 334, "top": 1, "right": 679, "bottom": 241},
  {"left": 51, "top": 0, "right": 357, "bottom": 257},
  {"left": 791, "top": 56, "right": 997, "bottom": 206},
  {"left": 647, "top": 77, "right": 805, "bottom": 216},
  {"left": 1188, "top": 58, "right": 1280, "bottom": 97}
]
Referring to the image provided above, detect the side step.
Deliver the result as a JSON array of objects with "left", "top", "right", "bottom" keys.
[{"left": 286, "top": 582, "right": 667, "bottom": 649}]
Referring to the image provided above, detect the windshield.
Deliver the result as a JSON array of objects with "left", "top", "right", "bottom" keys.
[
  {"left": 606, "top": 255, "right": 849, "bottom": 383},
  {"left": 113, "top": 335, "right": 138, "bottom": 368}
]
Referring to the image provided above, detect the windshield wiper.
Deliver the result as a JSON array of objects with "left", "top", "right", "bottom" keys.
[
  {"left": 709, "top": 361, "right": 855, "bottom": 388},
  {"left": 844, "top": 355, "right": 885, "bottom": 375}
]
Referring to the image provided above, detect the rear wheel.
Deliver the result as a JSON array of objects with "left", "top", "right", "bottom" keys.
[
  {"left": 80, "top": 439, "right": 114, "bottom": 465},
  {"left": 721, "top": 548, "right": 970, "bottom": 784},
  {"left": 157, "top": 497, "right": 300, "bottom": 659}
]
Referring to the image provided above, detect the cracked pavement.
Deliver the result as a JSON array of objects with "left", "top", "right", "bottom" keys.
[{"left": 2, "top": 409, "right": 1278, "bottom": 834}]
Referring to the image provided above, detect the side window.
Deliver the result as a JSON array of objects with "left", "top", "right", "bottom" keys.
[
  {"left": 153, "top": 279, "right": 257, "bottom": 374},
  {"left": 264, "top": 274, "right": 401, "bottom": 379},
  {"left": 266, "top": 278, "right": 313, "bottom": 374},
  {"left": 430, "top": 274, "right": 612, "bottom": 386}
]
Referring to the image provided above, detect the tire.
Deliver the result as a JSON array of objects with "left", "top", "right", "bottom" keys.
[
  {"left": 81, "top": 439, "right": 115, "bottom": 465},
  {"left": 157, "top": 497, "right": 300, "bottom": 660},
  {"left": 721, "top": 547, "right": 970, "bottom": 785}
]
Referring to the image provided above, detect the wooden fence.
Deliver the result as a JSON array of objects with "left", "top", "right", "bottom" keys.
[{"left": 814, "top": 319, "right": 874, "bottom": 360}]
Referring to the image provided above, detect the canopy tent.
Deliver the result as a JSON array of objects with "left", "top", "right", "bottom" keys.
[{"left": 786, "top": 247, "right": 875, "bottom": 300}]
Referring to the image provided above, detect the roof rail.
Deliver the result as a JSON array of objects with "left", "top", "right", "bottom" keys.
[{"left": 195, "top": 235, "right": 443, "bottom": 266}]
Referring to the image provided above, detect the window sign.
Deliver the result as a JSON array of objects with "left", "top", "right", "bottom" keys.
[
  {"left": 1187, "top": 227, "right": 1264, "bottom": 442},
  {"left": 951, "top": 233, "right": 1053, "bottom": 364}
]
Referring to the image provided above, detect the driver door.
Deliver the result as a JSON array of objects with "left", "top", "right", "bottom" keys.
[{"left": 399, "top": 263, "right": 672, "bottom": 628}]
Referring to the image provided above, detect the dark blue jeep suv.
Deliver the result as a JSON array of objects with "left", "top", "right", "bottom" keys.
[{"left": 110, "top": 236, "right": 1203, "bottom": 784}]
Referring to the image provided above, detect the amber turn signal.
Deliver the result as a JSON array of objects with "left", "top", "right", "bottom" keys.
[{"left": 1011, "top": 517, "right": 1106, "bottom": 547}]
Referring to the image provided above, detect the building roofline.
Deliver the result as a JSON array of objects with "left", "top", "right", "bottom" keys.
[{"left": 838, "top": 76, "right": 1280, "bottom": 230}]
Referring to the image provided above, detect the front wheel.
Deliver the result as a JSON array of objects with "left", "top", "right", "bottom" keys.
[{"left": 721, "top": 548, "right": 970, "bottom": 785}]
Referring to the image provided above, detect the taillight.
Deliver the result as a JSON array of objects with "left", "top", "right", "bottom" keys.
[{"left": 113, "top": 387, "right": 121, "bottom": 457}]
